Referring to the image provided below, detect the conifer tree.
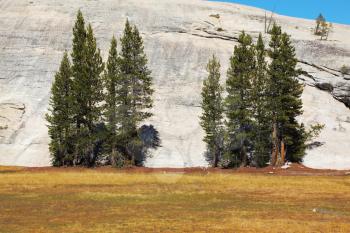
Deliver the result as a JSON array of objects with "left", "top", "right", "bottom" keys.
[
  {"left": 267, "top": 24, "right": 305, "bottom": 166},
  {"left": 70, "top": 10, "right": 87, "bottom": 165},
  {"left": 83, "top": 24, "right": 105, "bottom": 166},
  {"left": 46, "top": 52, "right": 74, "bottom": 166},
  {"left": 225, "top": 32, "right": 255, "bottom": 167},
  {"left": 117, "top": 20, "right": 133, "bottom": 150},
  {"left": 118, "top": 20, "right": 154, "bottom": 164},
  {"left": 200, "top": 55, "right": 224, "bottom": 167},
  {"left": 103, "top": 36, "right": 122, "bottom": 166},
  {"left": 315, "top": 14, "right": 325, "bottom": 35},
  {"left": 251, "top": 34, "right": 271, "bottom": 167},
  {"left": 70, "top": 11, "right": 104, "bottom": 166}
]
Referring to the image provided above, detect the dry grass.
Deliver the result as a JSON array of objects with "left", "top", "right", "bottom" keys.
[{"left": 0, "top": 167, "right": 349, "bottom": 233}]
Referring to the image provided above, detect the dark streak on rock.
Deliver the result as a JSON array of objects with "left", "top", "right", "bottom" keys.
[{"left": 298, "top": 60, "right": 340, "bottom": 77}]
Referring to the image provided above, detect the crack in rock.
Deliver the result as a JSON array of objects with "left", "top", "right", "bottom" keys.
[{"left": 298, "top": 60, "right": 340, "bottom": 77}]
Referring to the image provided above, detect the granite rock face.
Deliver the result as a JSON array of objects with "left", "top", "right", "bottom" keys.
[{"left": 1, "top": 0, "right": 350, "bottom": 169}]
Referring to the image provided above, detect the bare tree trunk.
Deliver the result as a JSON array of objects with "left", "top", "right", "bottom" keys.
[
  {"left": 276, "top": 140, "right": 286, "bottom": 167},
  {"left": 213, "top": 147, "right": 218, "bottom": 168},
  {"left": 89, "top": 144, "right": 94, "bottom": 167},
  {"left": 271, "top": 122, "right": 279, "bottom": 166},
  {"left": 280, "top": 140, "right": 285, "bottom": 166},
  {"left": 315, "top": 23, "right": 320, "bottom": 35},
  {"left": 266, "top": 11, "right": 275, "bottom": 33},
  {"left": 128, "top": 142, "right": 135, "bottom": 166},
  {"left": 73, "top": 122, "right": 80, "bottom": 167},
  {"left": 241, "top": 145, "right": 247, "bottom": 167},
  {"left": 111, "top": 146, "right": 117, "bottom": 166},
  {"left": 264, "top": 12, "right": 267, "bottom": 33}
]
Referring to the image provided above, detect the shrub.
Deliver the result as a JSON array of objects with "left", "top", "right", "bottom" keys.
[
  {"left": 0, "top": 125, "right": 8, "bottom": 130},
  {"left": 209, "top": 14, "right": 220, "bottom": 19},
  {"left": 340, "top": 65, "right": 350, "bottom": 76}
]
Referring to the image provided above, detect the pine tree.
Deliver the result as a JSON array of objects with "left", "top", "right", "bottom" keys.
[
  {"left": 46, "top": 52, "right": 74, "bottom": 166},
  {"left": 200, "top": 55, "right": 224, "bottom": 167},
  {"left": 103, "top": 36, "right": 123, "bottom": 166},
  {"left": 225, "top": 32, "right": 256, "bottom": 167},
  {"left": 117, "top": 19, "right": 134, "bottom": 153},
  {"left": 315, "top": 14, "right": 326, "bottom": 35},
  {"left": 251, "top": 34, "right": 271, "bottom": 167},
  {"left": 267, "top": 24, "right": 305, "bottom": 166},
  {"left": 118, "top": 19, "right": 154, "bottom": 165},
  {"left": 83, "top": 24, "right": 105, "bottom": 166},
  {"left": 70, "top": 11, "right": 104, "bottom": 166},
  {"left": 70, "top": 10, "right": 87, "bottom": 165}
]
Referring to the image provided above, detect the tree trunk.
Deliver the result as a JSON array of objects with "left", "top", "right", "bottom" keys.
[
  {"left": 89, "top": 144, "right": 94, "bottom": 167},
  {"left": 264, "top": 12, "right": 267, "bottom": 33},
  {"left": 271, "top": 122, "right": 279, "bottom": 166},
  {"left": 279, "top": 140, "right": 286, "bottom": 166},
  {"left": 111, "top": 146, "right": 117, "bottom": 166},
  {"left": 213, "top": 146, "right": 219, "bottom": 168},
  {"left": 213, "top": 156, "right": 218, "bottom": 168},
  {"left": 241, "top": 145, "right": 247, "bottom": 167},
  {"left": 73, "top": 121, "right": 80, "bottom": 167}
]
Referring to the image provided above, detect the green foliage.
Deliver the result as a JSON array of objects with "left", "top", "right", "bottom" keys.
[
  {"left": 219, "top": 26, "right": 307, "bottom": 168},
  {"left": 46, "top": 52, "right": 74, "bottom": 166},
  {"left": 224, "top": 32, "right": 256, "bottom": 167},
  {"left": 47, "top": 12, "right": 155, "bottom": 168},
  {"left": 268, "top": 23, "right": 305, "bottom": 164},
  {"left": 70, "top": 10, "right": 87, "bottom": 165},
  {"left": 48, "top": 11, "right": 311, "bottom": 169},
  {"left": 200, "top": 55, "right": 224, "bottom": 167},
  {"left": 71, "top": 10, "right": 86, "bottom": 88},
  {"left": 103, "top": 36, "right": 123, "bottom": 166},
  {"left": 305, "top": 123, "right": 325, "bottom": 142},
  {"left": 117, "top": 19, "right": 154, "bottom": 164},
  {"left": 70, "top": 17, "right": 105, "bottom": 167},
  {"left": 251, "top": 34, "right": 271, "bottom": 167},
  {"left": 121, "top": 20, "right": 154, "bottom": 123}
]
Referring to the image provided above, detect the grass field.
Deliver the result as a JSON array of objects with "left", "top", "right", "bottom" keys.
[{"left": 0, "top": 167, "right": 350, "bottom": 233}]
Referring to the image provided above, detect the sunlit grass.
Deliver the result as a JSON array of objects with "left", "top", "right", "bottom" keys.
[{"left": 0, "top": 168, "right": 349, "bottom": 232}]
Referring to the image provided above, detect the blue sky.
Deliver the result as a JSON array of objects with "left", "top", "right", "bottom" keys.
[{"left": 210, "top": 0, "right": 350, "bottom": 25}]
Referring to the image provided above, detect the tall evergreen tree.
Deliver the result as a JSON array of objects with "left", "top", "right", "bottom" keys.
[
  {"left": 251, "top": 34, "right": 271, "bottom": 167},
  {"left": 83, "top": 24, "right": 105, "bottom": 166},
  {"left": 200, "top": 55, "right": 224, "bottom": 167},
  {"left": 117, "top": 20, "right": 134, "bottom": 154},
  {"left": 46, "top": 52, "right": 74, "bottom": 166},
  {"left": 118, "top": 19, "right": 154, "bottom": 164},
  {"left": 267, "top": 24, "right": 305, "bottom": 166},
  {"left": 70, "top": 11, "right": 104, "bottom": 166},
  {"left": 103, "top": 36, "right": 122, "bottom": 166},
  {"left": 70, "top": 10, "right": 87, "bottom": 165},
  {"left": 225, "top": 32, "right": 256, "bottom": 167}
]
